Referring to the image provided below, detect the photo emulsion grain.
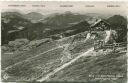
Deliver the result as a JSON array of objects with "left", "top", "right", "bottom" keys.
[{"left": 0, "top": 1, "right": 127, "bottom": 83}]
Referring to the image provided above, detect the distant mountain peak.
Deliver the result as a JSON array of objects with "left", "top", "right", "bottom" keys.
[{"left": 25, "top": 12, "right": 44, "bottom": 21}]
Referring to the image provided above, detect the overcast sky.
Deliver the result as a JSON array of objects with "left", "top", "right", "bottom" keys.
[{"left": 0, "top": 1, "right": 127, "bottom": 15}]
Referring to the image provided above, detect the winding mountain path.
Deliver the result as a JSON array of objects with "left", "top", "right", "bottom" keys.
[
  {"left": 37, "top": 48, "right": 94, "bottom": 82},
  {"left": 3, "top": 30, "right": 111, "bottom": 81},
  {"left": 37, "top": 30, "right": 111, "bottom": 82}
]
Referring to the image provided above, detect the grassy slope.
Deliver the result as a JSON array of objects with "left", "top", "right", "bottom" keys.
[
  {"left": 3, "top": 31, "right": 107, "bottom": 81},
  {"left": 2, "top": 41, "right": 58, "bottom": 69},
  {"left": 4, "top": 47, "right": 64, "bottom": 81},
  {"left": 49, "top": 48, "right": 127, "bottom": 83}
]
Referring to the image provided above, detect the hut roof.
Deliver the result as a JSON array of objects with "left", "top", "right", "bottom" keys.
[{"left": 90, "top": 19, "right": 110, "bottom": 28}]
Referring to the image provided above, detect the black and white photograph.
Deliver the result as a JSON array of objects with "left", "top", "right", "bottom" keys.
[{"left": 0, "top": 1, "right": 127, "bottom": 83}]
